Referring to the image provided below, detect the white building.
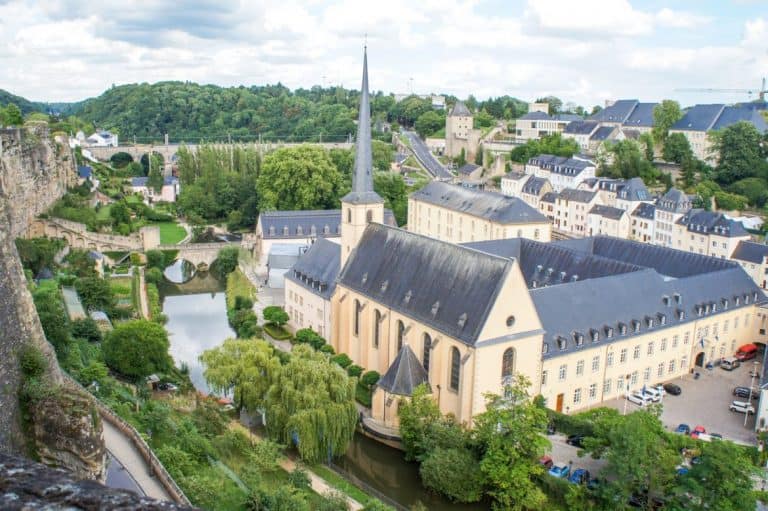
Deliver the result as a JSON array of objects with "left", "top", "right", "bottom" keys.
[
  {"left": 131, "top": 176, "right": 179, "bottom": 204},
  {"left": 524, "top": 154, "right": 596, "bottom": 192},
  {"left": 85, "top": 130, "right": 119, "bottom": 147}
]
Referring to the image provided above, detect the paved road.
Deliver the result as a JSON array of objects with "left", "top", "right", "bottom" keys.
[
  {"left": 102, "top": 419, "right": 173, "bottom": 502},
  {"left": 403, "top": 131, "right": 452, "bottom": 179}
]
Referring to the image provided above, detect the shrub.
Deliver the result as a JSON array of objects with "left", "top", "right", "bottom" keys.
[
  {"left": 330, "top": 353, "right": 352, "bottom": 369},
  {"left": 129, "top": 252, "right": 142, "bottom": 266},
  {"left": 216, "top": 246, "right": 239, "bottom": 275},
  {"left": 234, "top": 295, "right": 253, "bottom": 311},
  {"left": 316, "top": 490, "right": 349, "bottom": 511},
  {"left": 71, "top": 318, "right": 103, "bottom": 343},
  {"left": 319, "top": 344, "right": 335, "bottom": 355},
  {"left": 103, "top": 320, "right": 172, "bottom": 378},
  {"left": 288, "top": 467, "right": 311, "bottom": 491},
  {"left": 263, "top": 323, "right": 292, "bottom": 340},
  {"left": 19, "top": 345, "right": 48, "bottom": 378},
  {"left": 347, "top": 364, "right": 364, "bottom": 378},
  {"left": 145, "top": 267, "right": 163, "bottom": 285},
  {"left": 263, "top": 305, "right": 289, "bottom": 327},
  {"left": 419, "top": 447, "right": 484, "bottom": 503},
  {"left": 361, "top": 371, "right": 381, "bottom": 388},
  {"left": 145, "top": 250, "right": 165, "bottom": 270}
]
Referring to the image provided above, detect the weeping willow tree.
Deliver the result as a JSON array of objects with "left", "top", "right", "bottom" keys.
[
  {"left": 199, "top": 338, "right": 281, "bottom": 412},
  {"left": 264, "top": 345, "right": 358, "bottom": 463}
]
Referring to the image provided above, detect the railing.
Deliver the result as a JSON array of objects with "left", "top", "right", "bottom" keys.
[{"left": 60, "top": 374, "right": 191, "bottom": 506}]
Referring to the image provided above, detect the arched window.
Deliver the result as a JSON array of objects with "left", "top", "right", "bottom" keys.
[
  {"left": 373, "top": 309, "right": 381, "bottom": 348},
  {"left": 423, "top": 333, "right": 432, "bottom": 372},
  {"left": 502, "top": 348, "right": 515, "bottom": 382},
  {"left": 450, "top": 347, "right": 461, "bottom": 391},
  {"left": 347, "top": 209, "right": 352, "bottom": 223},
  {"left": 396, "top": 320, "right": 405, "bottom": 352},
  {"left": 366, "top": 210, "right": 373, "bottom": 223},
  {"left": 354, "top": 299, "right": 361, "bottom": 336}
]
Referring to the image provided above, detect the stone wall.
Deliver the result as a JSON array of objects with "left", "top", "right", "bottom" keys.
[{"left": 0, "top": 125, "right": 84, "bottom": 457}]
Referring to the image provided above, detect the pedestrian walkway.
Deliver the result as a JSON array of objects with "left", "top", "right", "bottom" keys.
[{"left": 102, "top": 419, "right": 173, "bottom": 502}]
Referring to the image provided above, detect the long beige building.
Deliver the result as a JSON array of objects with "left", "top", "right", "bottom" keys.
[{"left": 408, "top": 181, "right": 552, "bottom": 243}]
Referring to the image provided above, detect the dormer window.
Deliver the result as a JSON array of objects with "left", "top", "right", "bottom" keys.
[
  {"left": 361, "top": 272, "right": 368, "bottom": 284},
  {"left": 722, "top": 298, "right": 729, "bottom": 309},
  {"left": 674, "top": 293, "right": 682, "bottom": 305},
  {"left": 632, "top": 320, "right": 641, "bottom": 333},
  {"left": 745, "top": 294, "right": 750, "bottom": 305},
  {"left": 283, "top": 226, "right": 289, "bottom": 235},
  {"left": 662, "top": 295, "right": 670, "bottom": 306},
  {"left": 323, "top": 224, "right": 330, "bottom": 234},
  {"left": 431, "top": 301, "right": 440, "bottom": 317},
  {"left": 573, "top": 332, "right": 584, "bottom": 346},
  {"left": 696, "top": 305, "right": 703, "bottom": 316},
  {"left": 646, "top": 317, "right": 654, "bottom": 328},
  {"left": 380, "top": 280, "right": 389, "bottom": 292},
  {"left": 296, "top": 225, "right": 303, "bottom": 235},
  {"left": 542, "top": 343, "right": 549, "bottom": 354},
  {"left": 754, "top": 292, "right": 759, "bottom": 302},
  {"left": 310, "top": 225, "right": 316, "bottom": 235},
  {"left": 704, "top": 304, "right": 710, "bottom": 314},
  {"left": 711, "top": 302, "right": 717, "bottom": 313},
  {"left": 619, "top": 323, "right": 627, "bottom": 335},
  {"left": 735, "top": 296, "right": 741, "bottom": 305},
  {"left": 658, "top": 313, "right": 666, "bottom": 326},
  {"left": 457, "top": 313, "right": 467, "bottom": 328},
  {"left": 557, "top": 336, "right": 567, "bottom": 350},
  {"left": 677, "top": 309, "right": 685, "bottom": 321},
  {"left": 604, "top": 326, "right": 614, "bottom": 338},
  {"left": 404, "top": 290, "right": 412, "bottom": 304},
  {"left": 269, "top": 226, "right": 276, "bottom": 236},
  {"left": 590, "top": 329, "right": 599, "bottom": 343}
]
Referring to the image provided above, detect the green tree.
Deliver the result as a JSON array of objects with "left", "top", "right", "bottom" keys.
[
  {"left": 15, "top": 237, "right": 64, "bottom": 275},
  {"left": 74, "top": 277, "right": 115, "bottom": 311},
  {"left": 474, "top": 375, "right": 550, "bottom": 510},
  {"left": 263, "top": 305, "right": 289, "bottom": 327},
  {"left": 103, "top": 320, "right": 172, "bottom": 378},
  {"left": 714, "top": 191, "right": 747, "bottom": 211},
  {"left": 661, "top": 132, "right": 692, "bottom": 164},
  {"left": 652, "top": 100, "right": 682, "bottom": 145},
  {"left": 200, "top": 338, "right": 282, "bottom": 412},
  {"left": 534, "top": 96, "right": 563, "bottom": 114},
  {"left": 147, "top": 165, "right": 164, "bottom": 193},
  {"left": 264, "top": 345, "right": 357, "bottom": 463},
  {"left": 397, "top": 384, "right": 442, "bottom": 461},
  {"left": 713, "top": 121, "right": 768, "bottom": 185},
  {"left": 71, "top": 318, "right": 102, "bottom": 343},
  {"left": 670, "top": 439, "right": 756, "bottom": 511},
  {"left": 371, "top": 140, "right": 394, "bottom": 173},
  {"left": 681, "top": 155, "right": 698, "bottom": 188},
  {"left": 2, "top": 103, "right": 23, "bottom": 125},
  {"left": 419, "top": 446, "right": 484, "bottom": 503},
  {"left": 145, "top": 250, "right": 165, "bottom": 270},
  {"left": 729, "top": 177, "right": 768, "bottom": 207},
  {"left": 509, "top": 133, "right": 578, "bottom": 163},
  {"left": 474, "top": 109, "right": 494, "bottom": 128},
  {"left": 32, "top": 283, "right": 71, "bottom": 354},
  {"left": 638, "top": 132, "right": 654, "bottom": 162},
  {"left": 257, "top": 145, "right": 343, "bottom": 210},
  {"left": 373, "top": 172, "right": 407, "bottom": 225},
  {"left": 414, "top": 110, "right": 445, "bottom": 138},
  {"left": 216, "top": 246, "right": 239, "bottom": 275},
  {"left": 604, "top": 140, "right": 657, "bottom": 182},
  {"left": 110, "top": 201, "right": 132, "bottom": 227}
]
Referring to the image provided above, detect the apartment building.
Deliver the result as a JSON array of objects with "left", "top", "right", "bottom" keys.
[
  {"left": 515, "top": 112, "right": 581, "bottom": 142},
  {"left": 672, "top": 209, "right": 751, "bottom": 259},
  {"left": 524, "top": 154, "right": 596, "bottom": 192},
  {"left": 587, "top": 205, "right": 630, "bottom": 238},
  {"left": 654, "top": 188, "right": 694, "bottom": 248},
  {"left": 731, "top": 241, "right": 768, "bottom": 290},
  {"left": 552, "top": 189, "right": 602, "bottom": 236}
]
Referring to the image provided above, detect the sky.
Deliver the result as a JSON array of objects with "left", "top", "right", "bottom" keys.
[{"left": 0, "top": 0, "right": 766, "bottom": 108}]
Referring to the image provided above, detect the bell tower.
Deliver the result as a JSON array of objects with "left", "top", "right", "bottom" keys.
[{"left": 340, "top": 47, "right": 384, "bottom": 268}]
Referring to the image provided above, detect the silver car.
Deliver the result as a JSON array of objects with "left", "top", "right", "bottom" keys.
[
  {"left": 626, "top": 392, "right": 650, "bottom": 406},
  {"left": 729, "top": 400, "right": 755, "bottom": 415}
]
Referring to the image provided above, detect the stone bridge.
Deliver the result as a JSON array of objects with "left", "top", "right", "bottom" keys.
[
  {"left": 29, "top": 218, "right": 150, "bottom": 252},
  {"left": 160, "top": 241, "right": 242, "bottom": 269},
  {"left": 87, "top": 141, "right": 354, "bottom": 164}
]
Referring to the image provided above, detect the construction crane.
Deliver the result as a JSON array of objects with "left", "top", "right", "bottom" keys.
[{"left": 675, "top": 77, "right": 766, "bottom": 101}]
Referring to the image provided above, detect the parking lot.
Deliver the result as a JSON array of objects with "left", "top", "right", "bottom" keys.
[{"left": 599, "top": 362, "right": 760, "bottom": 445}]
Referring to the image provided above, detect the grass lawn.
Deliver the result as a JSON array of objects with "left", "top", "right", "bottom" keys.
[
  {"left": 150, "top": 222, "right": 187, "bottom": 244},
  {"left": 226, "top": 268, "right": 257, "bottom": 309},
  {"left": 96, "top": 204, "right": 113, "bottom": 221},
  {"left": 310, "top": 464, "right": 375, "bottom": 506},
  {"left": 263, "top": 323, "right": 292, "bottom": 340}
]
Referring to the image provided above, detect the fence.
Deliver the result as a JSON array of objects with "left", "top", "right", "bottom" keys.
[{"left": 60, "top": 374, "right": 191, "bottom": 506}]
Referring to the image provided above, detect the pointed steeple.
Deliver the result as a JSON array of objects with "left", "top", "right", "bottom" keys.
[{"left": 342, "top": 47, "right": 383, "bottom": 205}]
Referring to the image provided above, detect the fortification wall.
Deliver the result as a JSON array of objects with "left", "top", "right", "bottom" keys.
[{"left": 0, "top": 126, "right": 75, "bottom": 454}]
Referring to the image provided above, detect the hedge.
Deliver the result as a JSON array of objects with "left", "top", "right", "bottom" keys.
[{"left": 263, "top": 323, "right": 292, "bottom": 340}]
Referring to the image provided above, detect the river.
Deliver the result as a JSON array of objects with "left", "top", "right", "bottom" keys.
[{"left": 159, "top": 269, "right": 488, "bottom": 510}]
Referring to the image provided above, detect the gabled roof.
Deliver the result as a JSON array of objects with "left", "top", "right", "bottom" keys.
[
  {"left": 589, "top": 100, "right": 639, "bottom": 123},
  {"left": 527, "top": 154, "right": 594, "bottom": 176},
  {"left": 258, "top": 209, "right": 396, "bottom": 239},
  {"left": 410, "top": 181, "right": 548, "bottom": 224},
  {"left": 448, "top": 101, "right": 471, "bottom": 117},
  {"left": 377, "top": 345, "right": 430, "bottom": 396},
  {"left": 519, "top": 111, "right": 551, "bottom": 120},
  {"left": 711, "top": 106, "right": 768, "bottom": 133},
  {"left": 616, "top": 177, "right": 651, "bottom": 201},
  {"left": 564, "top": 120, "right": 599, "bottom": 135},
  {"left": 522, "top": 176, "right": 549, "bottom": 196},
  {"left": 558, "top": 189, "right": 598, "bottom": 203},
  {"left": 590, "top": 126, "right": 616, "bottom": 141},
  {"left": 677, "top": 209, "right": 749, "bottom": 238},
  {"left": 502, "top": 171, "right": 529, "bottom": 182},
  {"left": 623, "top": 102, "right": 658, "bottom": 127},
  {"left": 285, "top": 238, "right": 340, "bottom": 299},
  {"left": 589, "top": 204, "right": 625, "bottom": 220},
  {"left": 672, "top": 104, "right": 725, "bottom": 132},
  {"left": 731, "top": 240, "right": 768, "bottom": 264},
  {"left": 541, "top": 191, "right": 557, "bottom": 203},
  {"left": 656, "top": 187, "right": 693, "bottom": 213},
  {"left": 338, "top": 223, "right": 513, "bottom": 345},
  {"left": 458, "top": 163, "right": 481, "bottom": 175},
  {"left": 130, "top": 176, "right": 177, "bottom": 187},
  {"left": 632, "top": 202, "right": 656, "bottom": 219}
]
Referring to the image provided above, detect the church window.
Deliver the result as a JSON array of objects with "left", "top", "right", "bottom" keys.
[
  {"left": 450, "top": 347, "right": 460, "bottom": 391},
  {"left": 423, "top": 334, "right": 432, "bottom": 372},
  {"left": 353, "top": 299, "right": 361, "bottom": 336}
]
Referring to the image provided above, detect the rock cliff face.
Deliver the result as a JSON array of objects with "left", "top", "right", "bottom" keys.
[
  {"left": 0, "top": 124, "right": 105, "bottom": 479},
  {"left": 0, "top": 453, "right": 198, "bottom": 510}
]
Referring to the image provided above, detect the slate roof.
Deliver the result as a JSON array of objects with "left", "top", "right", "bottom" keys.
[
  {"left": 558, "top": 189, "right": 598, "bottom": 203},
  {"left": 623, "top": 102, "right": 658, "bottom": 127},
  {"left": 77, "top": 166, "right": 92, "bottom": 179},
  {"left": 503, "top": 171, "right": 529, "bottom": 182},
  {"left": 712, "top": 106, "right": 768, "bottom": 133},
  {"left": 522, "top": 176, "right": 549, "bottom": 196},
  {"left": 449, "top": 101, "right": 472, "bottom": 117},
  {"left": 130, "top": 176, "right": 177, "bottom": 187},
  {"left": 656, "top": 187, "right": 693, "bottom": 213},
  {"left": 258, "top": 209, "right": 396, "bottom": 239},
  {"left": 616, "top": 177, "right": 651, "bottom": 201},
  {"left": 377, "top": 345, "right": 430, "bottom": 396},
  {"left": 589, "top": 100, "right": 639, "bottom": 123},
  {"left": 458, "top": 163, "right": 482, "bottom": 175},
  {"left": 342, "top": 48, "right": 383, "bottom": 205},
  {"left": 731, "top": 240, "right": 768, "bottom": 264},
  {"left": 541, "top": 192, "right": 557, "bottom": 203},
  {"left": 564, "top": 120, "right": 599, "bottom": 135},
  {"left": 527, "top": 154, "right": 594, "bottom": 176},
  {"left": 410, "top": 181, "right": 548, "bottom": 224},
  {"left": 677, "top": 209, "right": 749, "bottom": 238},
  {"left": 590, "top": 126, "right": 615, "bottom": 141},
  {"left": 284, "top": 238, "right": 340, "bottom": 299},
  {"left": 519, "top": 111, "right": 552, "bottom": 120},
  {"left": 338, "top": 224, "right": 513, "bottom": 345},
  {"left": 672, "top": 104, "right": 725, "bottom": 131},
  {"left": 589, "top": 204, "right": 625, "bottom": 220},
  {"left": 632, "top": 202, "right": 656, "bottom": 220}
]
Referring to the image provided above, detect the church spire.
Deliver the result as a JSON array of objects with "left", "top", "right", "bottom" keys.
[{"left": 342, "top": 46, "right": 382, "bottom": 204}]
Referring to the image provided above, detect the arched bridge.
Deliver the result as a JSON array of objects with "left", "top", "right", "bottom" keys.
[
  {"left": 30, "top": 218, "right": 146, "bottom": 252},
  {"left": 159, "top": 242, "right": 242, "bottom": 269}
]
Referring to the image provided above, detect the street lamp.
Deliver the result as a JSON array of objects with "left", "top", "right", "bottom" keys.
[
  {"left": 748, "top": 361, "right": 760, "bottom": 428},
  {"left": 623, "top": 374, "right": 632, "bottom": 415}
]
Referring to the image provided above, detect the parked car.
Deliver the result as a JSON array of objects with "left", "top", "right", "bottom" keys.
[
  {"left": 674, "top": 424, "right": 691, "bottom": 435},
  {"left": 641, "top": 387, "right": 663, "bottom": 402},
  {"left": 710, "top": 433, "right": 723, "bottom": 440},
  {"left": 626, "top": 392, "right": 650, "bottom": 406},
  {"left": 539, "top": 455, "right": 553, "bottom": 470},
  {"left": 548, "top": 463, "right": 570, "bottom": 479},
  {"left": 690, "top": 425, "right": 706, "bottom": 439},
  {"left": 721, "top": 357, "right": 741, "bottom": 371},
  {"left": 729, "top": 400, "right": 755, "bottom": 415},
  {"left": 733, "top": 386, "right": 758, "bottom": 400},
  {"left": 663, "top": 383, "right": 682, "bottom": 396},
  {"left": 735, "top": 343, "right": 758, "bottom": 361},
  {"left": 568, "top": 468, "right": 590, "bottom": 485},
  {"left": 566, "top": 434, "right": 585, "bottom": 448},
  {"left": 157, "top": 382, "right": 178, "bottom": 392}
]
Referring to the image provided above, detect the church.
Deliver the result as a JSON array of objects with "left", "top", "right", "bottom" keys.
[{"left": 288, "top": 49, "right": 767, "bottom": 433}]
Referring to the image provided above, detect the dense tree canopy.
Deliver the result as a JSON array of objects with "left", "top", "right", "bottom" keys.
[
  {"left": 713, "top": 121, "right": 768, "bottom": 185},
  {"left": 103, "top": 320, "right": 173, "bottom": 378},
  {"left": 652, "top": 100, "right": 682, "bottom": 145},
  {"left": 414, "top": 110, "right": 445, "bottom": 138},
  {"left": 602, "top": 140, "right": 658, "bottom": 182},
  {"left": 509, "top": 133, "right": 579, "bottom": 163}
]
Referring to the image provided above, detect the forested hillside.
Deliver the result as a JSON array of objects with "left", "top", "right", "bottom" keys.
[{"left": 0, "top": 89, "right": 48, "bottom": 115}]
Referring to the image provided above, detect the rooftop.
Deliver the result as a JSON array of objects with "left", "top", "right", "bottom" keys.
[
  {"left": 731, "top": 240, "right": 768, "bottom": 264},
  {"left": 410, "top": 181, "right": 548, "bottom": 225},
  {"left": 677, "top": 209, "right": 749, "bottom": 238},
  {"left": 448, "top": 101, "right": 472, "bottom": 117},
  {"left": 285, "top": 238, "right": 340, "bottom": 299},
  {"left": 589, "top": 204, "right": 626, "bottom": 220},
  {"left": 527, "top": 154, "right": 594, "bottom": 176},
  {"left": 258, "top": 209, "right": 396, "bottom": 239},
  {"left": 458, "top": 163, "right": 482, "bottom": 175},
  {"left": 377, "top": 345, "right": 430, "bottom": 396},
  {"left": 563, "top": 120, "right": 599, "bottom": 135},
  {"left": 632, "top": 202, "right": 656, "bottom": 219}
]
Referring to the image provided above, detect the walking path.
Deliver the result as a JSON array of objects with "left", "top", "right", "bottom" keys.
[{"left": 102, "top": 419, "right": 173, "bottom": 502}]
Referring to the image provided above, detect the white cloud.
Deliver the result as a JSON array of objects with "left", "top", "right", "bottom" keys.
[
  {"left": 524, "top": 0, "right": 653, "bottom": 37},
  {"left": 655, "top": 8, "right": 712, "bottom": 29}
]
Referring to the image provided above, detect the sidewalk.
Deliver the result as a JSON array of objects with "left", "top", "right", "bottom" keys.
[{"left": 102, "top": 419, "right": 172, "bottom": 502}]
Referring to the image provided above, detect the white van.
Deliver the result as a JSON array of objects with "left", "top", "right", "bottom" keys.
[
  {"left": 641, "top": 387, "right": 663, "bottom": 402},
  {"left": 721, "top": 357, "right": 741, "bottom": 371}
]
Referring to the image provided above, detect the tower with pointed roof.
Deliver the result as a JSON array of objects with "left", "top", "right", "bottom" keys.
[
  {"left": 340, "top": 47, "right": 384, "bottom": 268},
  {"left": 445, "top": 100, "right": 480, "bottom": 161}
]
